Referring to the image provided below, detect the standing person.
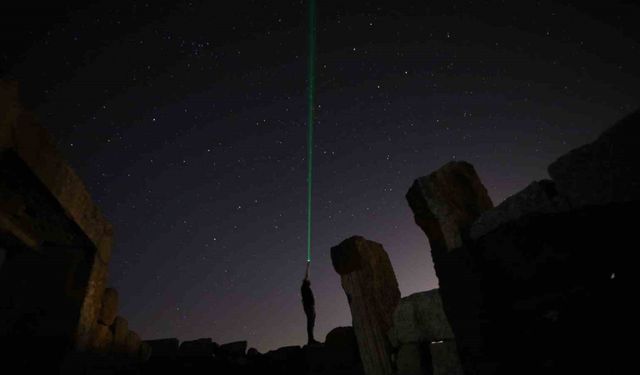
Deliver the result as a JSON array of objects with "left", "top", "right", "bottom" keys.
[{"left": 301, "top": 262, "right": 319, "bottom": 345}]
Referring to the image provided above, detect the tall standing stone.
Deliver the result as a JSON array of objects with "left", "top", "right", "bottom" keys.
[
  {"left": 406, "top": 161, "right": 494, "bottom": 375},
  {"left": 331, "top": 236, "right": 400, "bottom": 375}
]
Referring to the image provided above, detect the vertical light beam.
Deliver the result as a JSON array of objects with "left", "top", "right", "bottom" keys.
[{"left": 307, "top": 0, "right": 316, "bottom": 263}]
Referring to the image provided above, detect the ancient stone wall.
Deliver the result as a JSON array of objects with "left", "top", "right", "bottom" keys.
[{"left": 0, "top": 80, "right": 147, "bottom": 371}]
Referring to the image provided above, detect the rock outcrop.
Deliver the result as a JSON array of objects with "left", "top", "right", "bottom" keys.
[{"left": 331, "top": 236, "right": 400, "bottom": 375}]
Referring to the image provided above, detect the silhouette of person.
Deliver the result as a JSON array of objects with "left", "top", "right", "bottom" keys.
[{"left": 301, "top": 262, "right": 319, "bottom": 345}]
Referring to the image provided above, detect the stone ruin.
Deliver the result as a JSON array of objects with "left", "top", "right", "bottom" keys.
[
  {"left": 330, "top": 110, "right": 636, "bottom": 375},
  {"left": 331, "top": 236, "right": 464, "bottom": 375},
  {"left": 0, "top": 80, "right": 148, "bottom": 372},
  {"left": 404, "top": 110, "right": 637, "bottom": 375},
  {"left": 2, "top": 76, "right": 634, "bottom": 374}
]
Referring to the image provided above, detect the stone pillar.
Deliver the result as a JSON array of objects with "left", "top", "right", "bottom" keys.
[
  {"left": 331, "top": 236, "right": 400, "bottom": 375},
  {"left": 406, "top": 161, "right": 493, "bottom": 375}
]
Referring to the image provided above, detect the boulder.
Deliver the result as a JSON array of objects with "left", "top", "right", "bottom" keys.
[
  {"left": 218, "top": 340, "right": 247, "bottom": 358},
  {"left": 548, "top": 109, "right": 640, "bottom": 208},
  {"left": 388, "top": 289, "right": 455, "bottom": 347},
  {"left": 331, "top": 236, "right": 400, "bottom": 375},
  {"left": 98, "top": 288, "right": 118, "bottom": 326},
  {"left": 111, "top": 316, "right": 128, "bottom": 352},
  {"left": 406, "top": 161, "right": 493, "bottom": 252},
  {"left": 179, "top": 338, "right": 217, "bottom": 357},
  {"left": 145, "top": 338, "right": 179, "bottom": 358},
  {"left": 470, "top": 180, "right": 569, "bottom": 239}
]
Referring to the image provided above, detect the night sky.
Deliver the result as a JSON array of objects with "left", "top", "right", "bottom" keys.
[{"left": 2, "top": 0, "right": 639, "bottom": 352}]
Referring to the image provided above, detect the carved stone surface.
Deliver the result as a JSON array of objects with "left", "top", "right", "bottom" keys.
[{"left": 331, "top": 236, "right": 400, "bottom": 375}]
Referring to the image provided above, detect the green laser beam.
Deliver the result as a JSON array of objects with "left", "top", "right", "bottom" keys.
[{"left": 306, "top": 0, "right": 316, "bottom": 263}]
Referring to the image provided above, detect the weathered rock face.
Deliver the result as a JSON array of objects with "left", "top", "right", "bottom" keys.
[
  {"left": 98, "top": 288, "right": 119, "bottom": 326},
  {"left": 406, "top": 161, "right": 493, "bottom": 252},
  {"left": 548, "top": 109, "right": 640, "bottom": 208},
  {"left": 331, "top": 236, "right": 400, "bottom": 375}
]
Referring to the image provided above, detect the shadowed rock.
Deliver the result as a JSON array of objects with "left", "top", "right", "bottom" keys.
[
  {"left": 125, "top": 331, "right": 141, "bottom": 356},
  {"left": 388, "top": 289, "right": 454, "bottom": 346},
  {"left": 548, "top": 109, "right": 640, "bottom": 208},
  {"left": 112, "top": 316, "right": 129, "bottom": 353},
  {"left": 138, "top": 341, "right": 152, "bottom": 362},
  {"left": 470, "top": 180, "right": 569, "bottom": 239},
  {"left": 98, "top": 288, "right": 118, "bottom": 326},
  {"left": 325, "top": 326, "right": 361, "bottom": 369},
  {"left": 389, "top": 290, "right": 463, "bottom": 375},
  {"left": 178, "top": 338, "right": 217, "bottom": 357},
  {"left": 144, "top": 338, "right": 179, "bottom": 359},
  {"left": 431, "top": 341, "right": 465, "bottom": 375},
  {"left": 218, "top": 340, "right": 247, "bottom": 358},
  {"left": 396, "top": 343, "right": 431, "bottom": 375},
  {"left": 331, "top": 236, "right": 400, "bottom": 375}
]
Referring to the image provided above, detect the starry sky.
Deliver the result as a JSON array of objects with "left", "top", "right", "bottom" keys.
[{"left": 2, "top": 0, "right": 639, "bottom": 352}]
